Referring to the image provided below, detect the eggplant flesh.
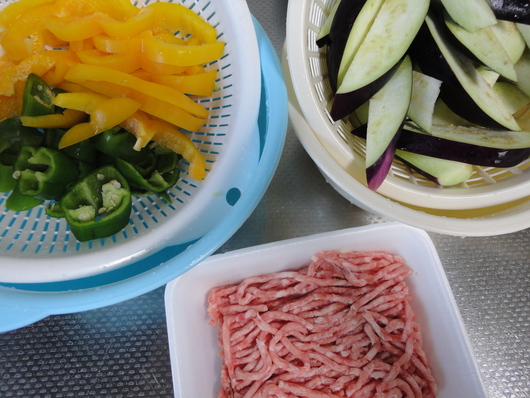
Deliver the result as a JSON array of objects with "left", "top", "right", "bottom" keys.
[
  {"left": 489, "top": 0, "right": 530, "bottom": 24},
  {"left": 396, "top": 150, "right": 474, "bottom": 187},
  {"left": 352, "top": 124, "right": 530, "bottom": 168},
  {"left": 325, "top": 0, "right": 369, "bottom": 91},
  {"left": 410, "top": 15, "right": 520, "bottom": 131}
]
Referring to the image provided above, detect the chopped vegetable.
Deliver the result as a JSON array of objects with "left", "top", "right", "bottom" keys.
[{"left": 57, "top": 165, "right": 132, "bottom": 242}]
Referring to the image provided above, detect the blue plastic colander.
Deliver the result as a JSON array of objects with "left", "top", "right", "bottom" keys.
[{"left": 0, "top": 18, "right": 287, "bottom": 332}]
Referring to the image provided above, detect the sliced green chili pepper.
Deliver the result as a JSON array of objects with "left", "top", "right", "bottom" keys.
[
  {"left": 58, "top": 165, "right": 132, "bottom": 242},
  {"left": 45, "top": 128, "right": 99, "bottom": 164},
  {"left": 95, "top": 127, "right": 151, "bottom": 164},
  {"left": 4, "top": 183, "right": 44, "bottom": 212},
  {"left": 0, "top": 117, "right": 44, "bottom": 192},
  {"left": 14, "top": 145, "right": 79, "bottom": 200},
  {"left": 21, "top": 73, "right": 56, "bottom": 117},
  {"left": 114, "top": 151, "right": 180, "bottom": 194}
]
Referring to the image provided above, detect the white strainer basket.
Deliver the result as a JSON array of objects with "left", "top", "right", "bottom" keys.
[
  {"left": 0, "top": 0, "right": 262, "bottom": 283},
  {"left": 285, "top": 0, "right": 530, "bottom": 212}
]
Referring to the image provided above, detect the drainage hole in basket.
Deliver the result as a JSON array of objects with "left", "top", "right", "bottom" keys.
[{"left": 226, "top": 187, "right": 241, "bottom": 206}]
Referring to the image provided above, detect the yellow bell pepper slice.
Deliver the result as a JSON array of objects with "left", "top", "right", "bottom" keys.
[
  {"left": 44, "top": 12, "right": 107, "bottom": 42},
  {"left": 92, "top": 34, "right": 142, "bottom": 54},
  {"left": 0, "top": 53, "right": 55, "bottom": 96},
  {"left": 141, "top": 30, "right": 225, "bottom": 67},
  {"left": 64, "top": 63, "right": 208, "bottom": 118},
  {"left": 54, "top": 92, "right": 109, "bottom": 113},
  {"left": 120, "top": 111, "right": 206, "bottom": 180},
  {"left": 0, "top": 0, "right": 55, "bottom": 29},
  {"left": 59, "top": 97, "right": 141, "bottom": 148},
  {"left": 139, "top": 57, "right": 188, "bottom": 75},
  {"left": 41, "top": 50, "right": 79, "bottom": 86},
  {"left": 72, "top": 80, "right": 206, "bottom": 132},
  {"left": 20, "top": 108, "right": 87, "bottom": 128},
  {"left": 150, "top": 70, "right": 217, "bottom": 96},
  {"left": 0, "top": 95, "right": 18, "bottom": 122},
  {"left": 99, "top": 6, "right": 155, "bottom": 39},
  {"left": 76, "top": 49, "right": 140, "bottom": 73},
  {"left": 147, "top": 2, "right": 218, "bottom": 44}
]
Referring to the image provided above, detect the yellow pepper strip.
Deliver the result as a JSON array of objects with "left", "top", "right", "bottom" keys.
[
  {"left": 139, "top": 57, "right": 188, "bottom": 75},
  {"left": 20, "top": 108, "right": 87, "bottom": 128},
  {"left": 68, "top": 39, "right": 96, "bottom": 52},
  {"left": 0, "top": 0, "right": 55, "bottom": 29},
  {"left": 58, "top": 122, "right": 95, "bottom": 148},
  {"left": 150, "top": 70, "right": 217, "bottom": 96},
  {"left": 64, "top": 63, "right": 208, "bottom": 118},
  {"left": 76, "top": 49, "right": 141, "bottom": 73},
  {"left": 120, "top": 111, "right": 206, "bottom": 180},
  {"left": 44, "top": 12, "right": 107, "bottom": 42},
  {"left": 54, "top": 92, "right": 109, "bottom": 113},
  {"left": 0, "top": 95, "right": 18, "bottom": 122},
  {"left": 147, "top": 2, "right": 218, "bottom": 44},
  {"left": 153, "top": 31, "right": 187, "bottom": 46},
  {"left": 92, "top": 34, "right": 142, "bottom": 54},
  {"left": 59, "top": 97, "right": 141, "bottom": 148},
  {"left": 41, "top": 50, "right": 79, "bottom": 86},
  {"left": 42, "top": 29, "right": 69, "bottom": 49},
  {"left": 0, "top": 3, "right": 57, "bottom": 61},
  {"left": 0, "top": 53, "right": 55, "bottom": 96},
  {"left": 76, "top": 80, "right": 206, "bottom": 132},
  {"left": 99, "top": 6, "right": 155, "bottom": 39},
  {"left": 141, "top": 30, "right": 225, "bottom": 67},
  {"left": 53, "top": 0, "right": 139, "bottom": 21}
]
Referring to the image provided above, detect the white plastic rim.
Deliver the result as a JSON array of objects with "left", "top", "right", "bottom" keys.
[
  {"left": 285, "top": 0, "right": 530, "bottom": 211},
  {"left": 284, "top": 52, "right": 530, "bottom": 236},
  {"left": 0, "top": 0, "right": 262, "bottom": 283}
]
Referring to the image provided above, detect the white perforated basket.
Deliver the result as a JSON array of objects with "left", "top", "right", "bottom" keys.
[
  {"left": 0, "top": 0, "right": 262, "bottom": 283},
  {"left": 285, "top": 0, "right": 530, "bottom": 212}
]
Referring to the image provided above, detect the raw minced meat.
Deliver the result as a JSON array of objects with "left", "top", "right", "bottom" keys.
[{"left": 208, "top": 250, "right": 437, "bottom": 398}]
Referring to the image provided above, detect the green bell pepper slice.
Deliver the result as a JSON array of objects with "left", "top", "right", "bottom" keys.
[
  {"left": 4, "top": 183, "right": 44, "bottom": 211},
  {"left": 95, "top": 127, "right": 152, "bottom": 164},
  {"left": 59, "top": 165, "right": 132, "bottom": 242},
  {"left": 114, "top": 151, "right": 180, "bottom": 195},
  {"left": 21, "top": 73, "right": 56, "bottom": 117},
  {"left": 14, "top": 146, "right": 79, "bottom": 200},
  {"left": 0, "top": 117, "right": 44, "bottom": 192}
]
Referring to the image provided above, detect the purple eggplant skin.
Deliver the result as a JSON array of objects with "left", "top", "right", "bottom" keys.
[
  {"left": 489, "top": 0, "right": 530, "bottom": 24},
  {"left": 365, "top": 121, "right": 405, "bottom": 191},
  {"left": 409, "top": 19, "right": 509, "bottom": 131},
  {"left": 330, "top": 61, "right": 400, "bottom": 121},
  {"left": 352, "top": 124, "right": 530, "bottom": 168},
  {"left": 326, "top": 0, "right": 369, "bottom": 92}
]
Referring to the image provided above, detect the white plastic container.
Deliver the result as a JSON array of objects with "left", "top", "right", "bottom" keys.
[{"left": 165, "top": 223, "right": 487, "bottom": 398}]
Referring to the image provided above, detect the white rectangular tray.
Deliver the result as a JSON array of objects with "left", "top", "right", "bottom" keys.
[{"left": 164, "top": 222, "right": 486, "bottom": 397}]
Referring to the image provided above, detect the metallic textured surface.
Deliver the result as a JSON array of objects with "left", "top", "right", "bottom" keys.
[{"left": 1, "top": 1, "right": 529, "bottom": 397}]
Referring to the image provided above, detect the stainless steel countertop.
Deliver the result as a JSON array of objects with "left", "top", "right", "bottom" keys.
[{"left": 1, "top": 1, "right": 529, "bottom": 397}]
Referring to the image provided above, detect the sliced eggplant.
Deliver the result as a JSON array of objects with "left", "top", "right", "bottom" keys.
[
  {"left": 517, "top": 23, "right": 530, "bottom": 47},
  {"left": 316, "top": 0, "right": 342, "bottom": 48},
  {"left": 439, "top": 0, "right": 497, "bottom": 32},
  {"left": 352, "top": 123, "right": 530, "bottom": 167},
  {"left": 492, "top": 81, "right": 530, "bottom": 115},
  {"left": 431, "top": 99, "right": 473, "bottom": 127},
  {"left": 489, "top": 0, "right": 530, "bottom": 25},
  {"left": 396, "top": 150, "right": 474, "bottom": 187},
  {"left": 491, "top": 20, "right": 526, "bottom": 65},
  {"left": 325, "top": 0, "right": 370, "bottom": 91},
  {"left": 514, "top": 48, "right": 530, "bottom": 97},
  {"left": 442, "top": 11, "right": 517, "bottom": 81},
  {"left": 477, "top": 66, "right": 500, "bottom": 87},
  {"left": 336, "top": 0, "right": 385, "bottom": 89},
  {"left": 408, "top": 71, "right": 442, "bottom": 132},
  {"left": 410, "top": 14, "right": 521, "bottom": 131},
  {"left": 330, "top": 0, "right": 429, "bottom": 121},
  {"left": 365, "top": 56, "right": 412, "bottom": 191}
]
